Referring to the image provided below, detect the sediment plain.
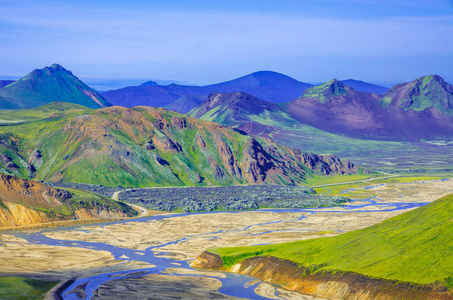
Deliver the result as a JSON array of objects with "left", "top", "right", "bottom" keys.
[{"left": 1, "top": 178, "right": 452, "bottom": 299}]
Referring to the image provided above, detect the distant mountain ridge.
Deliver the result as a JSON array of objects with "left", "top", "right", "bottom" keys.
[
  {"left": 101, "top": 71, "right": 313, "bottom": 113},
  {"left": 342, "top": 79, "right": 388, "bottom": 94},
  {"left": 192, "top": 75, "right": 453, "bottom": 141},
  {"left": 0, "top": 64, "right": 112, "bottom": 110}
]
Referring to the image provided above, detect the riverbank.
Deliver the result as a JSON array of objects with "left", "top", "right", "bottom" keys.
[
  {"left": 2, "top": 178, "right": 453, "bottom": 299},
  {"left": 192, "top": 252, "right": 452, "bottom": 300},
  {"left": 193, "top": 192, "right": 453, "bottom": 299}
]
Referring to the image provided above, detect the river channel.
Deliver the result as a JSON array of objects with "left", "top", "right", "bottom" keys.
[{"left": 4, "top": 178, "right": 453, "bottom": 299}]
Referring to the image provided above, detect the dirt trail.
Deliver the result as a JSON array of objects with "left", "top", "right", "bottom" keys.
[{"left": 112, "top": 190, "right": 148, "bottom": 217}]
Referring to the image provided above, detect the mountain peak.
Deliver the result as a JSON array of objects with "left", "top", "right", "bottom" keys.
[
  {"left": 414, "top": 74, "right": 448, "bottom": 88},
  {"left": 29, "top": 64, "right": 74, "bottom": 79},
  {"left": 0, "top": 64, "right": 111, "bottom": 109},
  {"left": 189, "top": 91, "right": 283, "bottom": 126},
  {"left": 50, "top": 63, "right": 65, "bottom": 71},
  {"left": 384, "top": 74, "right": 453, "bottom": 114},
  {"left": 140, "top": 80, "right": 159, "bottom": 87},
  {"left": 301, "top": 79, "right": 348, "bottom": 102}
]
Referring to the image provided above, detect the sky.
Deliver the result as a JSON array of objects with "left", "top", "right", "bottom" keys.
[{"left": 1, "top": 0, "right": 453, "bottom": 89}]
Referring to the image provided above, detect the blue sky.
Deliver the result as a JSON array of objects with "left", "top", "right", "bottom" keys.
[{"left": 0, "top": 0, "right": 453, "bottom": 89}]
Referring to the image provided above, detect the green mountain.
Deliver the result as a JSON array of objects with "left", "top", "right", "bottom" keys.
[
  {"left": 0, "top": 103, "right": 357, "bottom": 187},
  {"left": 299, "top": 79, "right": 348, "bottom": 103},
  {"left": 283, "top": 75, "right": 453, "bottom": 141},
  {"left": 198, "top": 193, "right": 453, "bottom": 297},
  {"left": 383, "top": 75, "right": 453, "bottom": 114},
  {"left": 0, "top": 64, "right": 112, "bottom": 110}
]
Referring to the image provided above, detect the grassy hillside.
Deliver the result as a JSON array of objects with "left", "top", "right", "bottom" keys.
[
  {"left": 0, "top": 103, "right": 357, "bottom": 187},
  {"left": 0, "top": 277, "right": 58, "bottom": 300},
  {"left": 384, "top": 75, "right": 453, "bottom": 115},
  {"left": 210, "top": 193, "right": 453, "bottom": 287},
  {"left": 0, "top": 102, "right": 87, "bottom": 125},
  {"left": 190, "top": 90, "right": 453, "bottom": 174}
]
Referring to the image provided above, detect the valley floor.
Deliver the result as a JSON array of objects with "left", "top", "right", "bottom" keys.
[{"left": 1, "top": 178, "right": 452, "bottom": 299}]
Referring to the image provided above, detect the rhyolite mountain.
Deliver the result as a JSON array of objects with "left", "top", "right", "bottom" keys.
[
  {"left": 188, "top": 91, "right": 300, "bottom": 139},
  {"left": 285, "top": 79, "right": 389, "bottom": 139},
  {"left": 285, "top": 75, "right": 453, "bottom": 141},
  {"left": 0, "top": 102, "right": 358, "bottom": 187},
  {"left": 341, "top": 79, "right": 388, "bottom": 94},
  {"left": 189, "top": 75, "right": 453, "bottom": 143},
  {"left": 383, "top": 75, "right": 453, "bottom": 114},
  {"left": 101, "top": 71, "right": 313, "bottom": 113},
  {"left": 0, "top": 80, "right": 14, "bottom": 88},
  {"left": 0, "top": 64, "right": 112, "bottom": 110},
  {"left": 0, "top": 173, "right": 137, "bottom": 227}
]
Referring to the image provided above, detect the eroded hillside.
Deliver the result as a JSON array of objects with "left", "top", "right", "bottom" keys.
[
  {"left": 0, "top": 173, "right": 136, "bottom": 227},
  {"left": 0, "top": 103, "right": 358, "bottom": 187}
]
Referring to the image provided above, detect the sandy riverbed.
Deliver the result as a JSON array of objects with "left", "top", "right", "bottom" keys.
[{"left": 0, "top": 178, "right": 452, "bottom": 299}]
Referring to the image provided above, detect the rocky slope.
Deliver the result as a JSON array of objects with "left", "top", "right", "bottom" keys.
[
  {"left": 285, "top": 79, "right": 390, "bottom": 139},
  {"left": 0, "top": 173, "right": 136, "bottom": 227},
  {"left": 189, "top": 91, "right": 292, "bottom": 126},
  {"left": 0, "top": 103, "right": 358, "bottom": 187},
  {"left": 0, "top": 64, "right": 112, "bottom": 110}
]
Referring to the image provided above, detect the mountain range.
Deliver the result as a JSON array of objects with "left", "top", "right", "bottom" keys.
[
  {"left": 286, "top": 75, "right": 453, "bottom": 141},
  {"left": 100, "top": 71, "right": 314, "bottom": 113},
  {"left": 1, "top": 63, "right": 452, "bottom": 144},
  {"left": 191, "top": 75, "right": 453, "bottom": 142},
  {"left": 0, "top": 102, "right": 358, "bottom": 187},
  {"left": 0, "top": 64, "right": 111, "bottom": 109},
  {"left": 101, "top": 73, "right": 392, "bottom": 114}
]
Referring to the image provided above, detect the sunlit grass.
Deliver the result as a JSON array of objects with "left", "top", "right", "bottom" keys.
[
  {"left": 211, "top": 193, "right": 453, "bottom": 287},
  {"left": 0, "top": 277, "right": 58, "bottom": 300}
]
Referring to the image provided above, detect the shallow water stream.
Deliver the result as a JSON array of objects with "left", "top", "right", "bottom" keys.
[{"left": 10, "top": 198, "right": 428, "bottom": 300}]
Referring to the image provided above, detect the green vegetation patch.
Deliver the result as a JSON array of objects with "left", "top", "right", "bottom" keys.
[
  {"left": 0, "top": 277, "right": 59, "bottom": 300},
  {"left": 210, "top": 193, "right": 453, "bottom": 286},
  {"left": 313, "top": 175, "right": 448, "bottom": 198},
  {"left": 301, "top": 79, "right": 346, "bottom": 103},
  {"left": 305, "top": 173, "right": 382, "bottom": 187}
]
